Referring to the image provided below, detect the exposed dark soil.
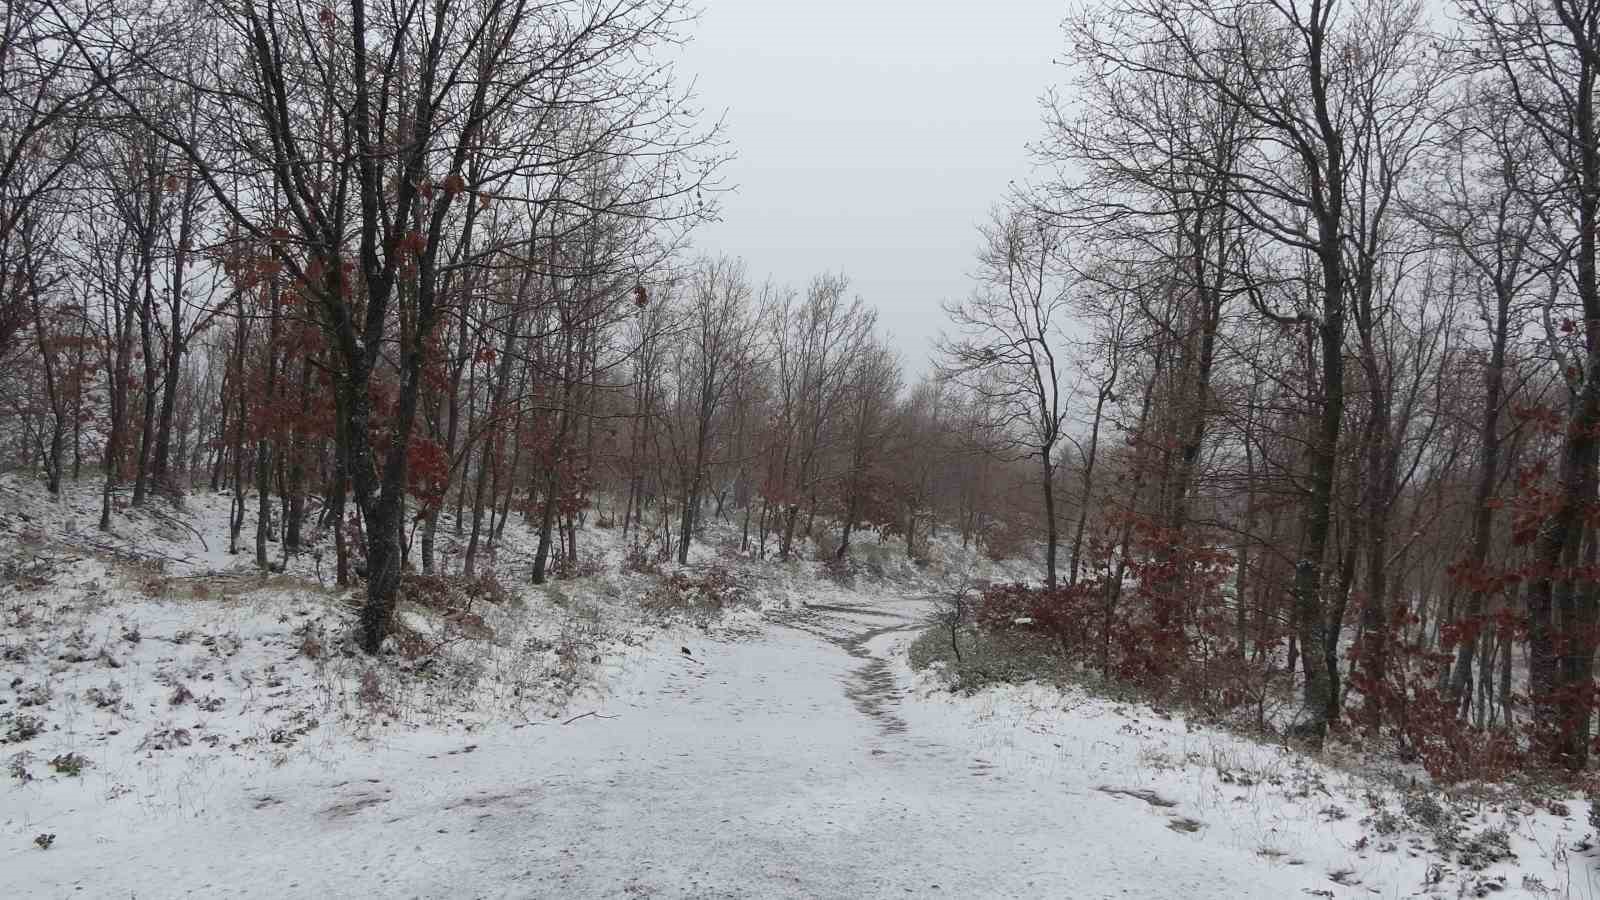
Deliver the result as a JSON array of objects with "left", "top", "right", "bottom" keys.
[{"left": 772, "top": 597, "right": 931, "bottom": 735}]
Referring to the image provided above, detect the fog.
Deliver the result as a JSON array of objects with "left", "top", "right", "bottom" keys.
[{"left": 681, "top": 0, "right": 1066, "bottom": 371}]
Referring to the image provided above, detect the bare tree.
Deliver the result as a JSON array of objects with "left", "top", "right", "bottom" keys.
[
  {"left": 834, "top": 338, "right": 901, "bottom": 560},
  {"left": 1406, "top": 81, "right": 1561, "bottom": 717},
  {"left": 664, "top": 255, "right": 761, "bottom": 564},
  {"left": 767, "top": 274, "right": 874, "bottom": 560},
  {"left": 0, "top": 0, "right": 100, "bottom": 366},
  {"left": 938, "top": 202, "right": 1071, "bottom": 588},
  {"left": 74, "top": 0, "right": 724, "bottom": 650},
  {"left": 1060, "top": 0, "right": 1444, "bottom": 743},
  {"left": 1457, "top": 0, "right": 1600, "bottom": 766}
]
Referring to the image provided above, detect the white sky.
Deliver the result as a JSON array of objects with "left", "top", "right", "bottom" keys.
[{"left": 679, "top": 0, "right": 1067, "bottom": 373}]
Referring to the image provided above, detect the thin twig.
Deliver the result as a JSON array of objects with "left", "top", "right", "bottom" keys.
[{"left": 561, "top": 710, "right": 617, "bottom": 726}]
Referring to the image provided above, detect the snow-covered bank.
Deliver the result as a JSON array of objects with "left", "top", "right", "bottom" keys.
[
  {"left": 0, "top": 474, "right": 774, "bottom": 891},
  {"left": 889, "top": 622, "right": 1600, "bottom": 899}
]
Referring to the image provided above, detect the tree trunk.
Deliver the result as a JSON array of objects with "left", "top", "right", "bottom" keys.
[
  {"left": 1069, "top": 387, "right": 1110, "bottom": 586},
  {"left": 1449, "top": 305, "right": 1510, "bottom": 706},
  {"left": 285, "top": 356, "right": 312, "bottom": 551},
  {"left": 1041, "top": 451, "right": 1058, "bottom": 590},
  {"left": 133, "top": 265, "right": 159, "bottom": 508},
  {"left": 1291, "top": 309, "right": 1346, "bottom": 746},
  {"left": 254, "top": 439, "right": 272, "bottom": 569},
  {"left": 27, "top": 262, "right": 65, "bottom": 495}
]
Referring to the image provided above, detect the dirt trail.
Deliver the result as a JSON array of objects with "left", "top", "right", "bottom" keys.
[
  {"left": 7, "top": 590, "right": 1277, "bottom": 899},
  {"left": 771, "top": 595, "right": 933, "bottom": 735}
]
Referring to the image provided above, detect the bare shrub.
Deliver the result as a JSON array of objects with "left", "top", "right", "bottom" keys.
[
  {"left": 4, "top": 714, "right": 45, "bottom": 743},
  {"left": 981, "top": 518, "right": 1033, "bottom": 563},
  {"left": 357, "top": 669, "right": 383, "bottom": 706},
  {"left": 7, "top": 751, "right": 34, "bottom": 782},
  {"left": 640, "top": 566, "right": 749, "bottom": 620},
  {"left": 83, "top": 681, "right": 122, "bottom": 710},
  {"left": 5, "top": 601, "right": 37, "bottom": 629},
  {"left": 48, "top": 752, "right": 88, "bottom": 776},
  {"left": 819, "top": 554, "right": 854, "bottom": 586},
  {"left": 621, "top": 540, "right": 662, "bottom": 576},
  {"left": 1, "top": 553, "right": 55, "bottom": 592},
  {"left": 391, "top": 571, "right": 512, "bottom": 655},
  {"left": 551, "top": 550, "right": 605, "bottom": 581},
  {"left": 15, "top": 682, "right": 50, "bottom": 707},
  {"left": 399, "top": 571, "right": 512, "bottom": 613},
  {"left": 442, "top": 608, "right": 495, "bottom": 641},
  {"left": 967, "top": 522, "right": 1271, "bottom": 720},
  {"left": 813, "top": 534, "right": 841, "bottom": 561},
  {"left": 386, "top": 621, "right": 432, "bottom": 659},
  {"left": 298, "top": 629, "right": 325, "bottom": 660}
]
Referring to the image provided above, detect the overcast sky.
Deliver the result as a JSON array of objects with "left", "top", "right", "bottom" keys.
[{"left": 679, "top": 0, "right": 1067, "bottom": 374}]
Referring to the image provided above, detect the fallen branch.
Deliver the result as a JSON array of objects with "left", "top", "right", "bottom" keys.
[
  {"left": 561, "top": 711, "right": 617, "bottom": 726},
  {"left": 149, "top": 505, "right": 209, "bottom": 553},
  {"left": 76, "top": 537, "right": 196, "bottom": 568}
]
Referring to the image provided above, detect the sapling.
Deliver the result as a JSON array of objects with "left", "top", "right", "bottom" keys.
[{"left": 940, "top": 569, "right": 978, "bottom": 663}]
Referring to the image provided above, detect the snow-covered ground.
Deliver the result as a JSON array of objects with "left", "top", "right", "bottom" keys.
[{"left": 3, "top": 475, "right": 1599, "bottom": 898}]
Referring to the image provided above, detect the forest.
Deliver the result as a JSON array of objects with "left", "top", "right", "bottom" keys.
[
  {"left": 0, "top": 2, "right": 1030, "bottom": 664},
  {"left": 6, "top": 0, "right": 1600, "bottom": 862}
]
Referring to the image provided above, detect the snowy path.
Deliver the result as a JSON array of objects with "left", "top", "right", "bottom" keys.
[{"left": 12, "top": 592, "right": 1407, "bottom": 898}]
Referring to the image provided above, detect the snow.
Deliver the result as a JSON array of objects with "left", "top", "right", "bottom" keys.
[{"left": 3, "top": 475, "right": 1599, "bottom": 898}]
